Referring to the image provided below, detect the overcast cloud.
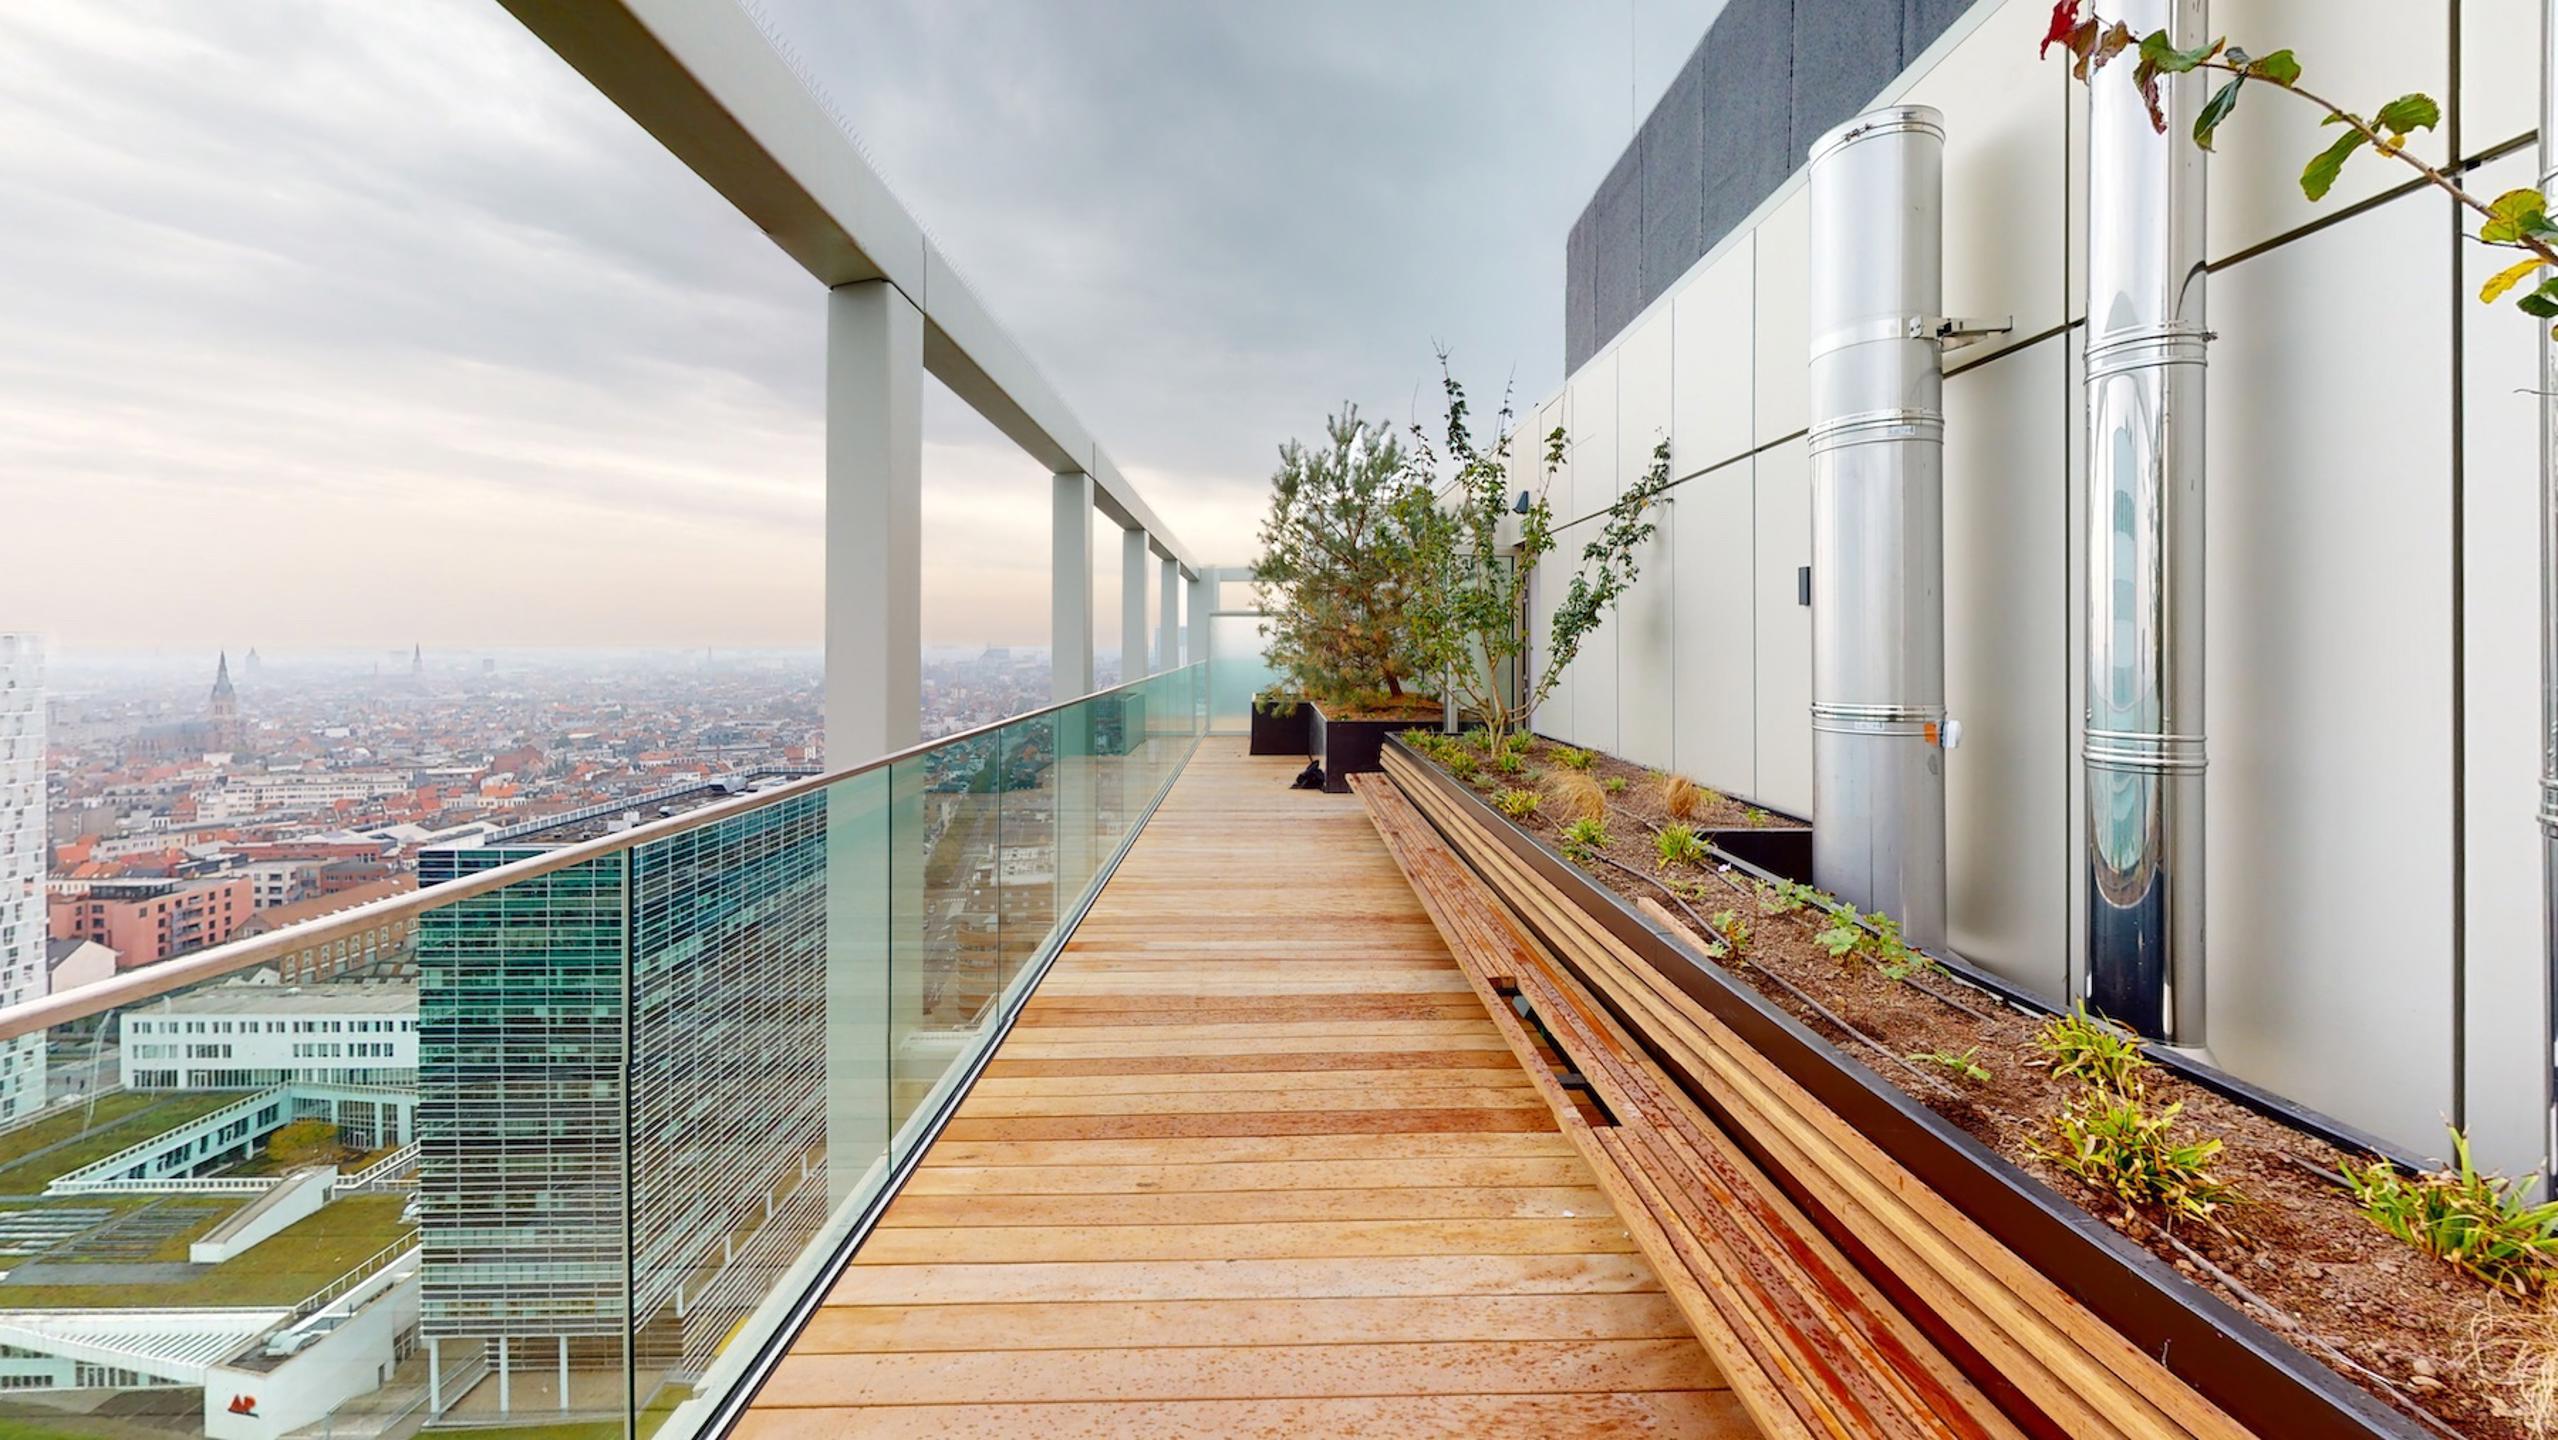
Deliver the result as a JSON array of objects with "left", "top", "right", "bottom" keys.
[{"left": 2, "top": 0, "right": 1723, "bottom": 656}]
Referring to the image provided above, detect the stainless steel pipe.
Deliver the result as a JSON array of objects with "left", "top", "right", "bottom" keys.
[
  {"left": 2539, "top": 0, "right": 2558, "bottom": 1193},
  {"left": 2084, "top": 0, "right": 2210, "bottom": 1042},
  {"left": 1807, "top": 105, "right": 1951, "bottom": 948}
]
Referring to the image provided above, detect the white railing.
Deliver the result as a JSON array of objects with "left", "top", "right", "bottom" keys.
[
  {"left": 331, "top": 1142, "right": 418, "bottom": 1194},
  {"left": 44, "top": 1085, "right": 291, "bottom": 1195}
]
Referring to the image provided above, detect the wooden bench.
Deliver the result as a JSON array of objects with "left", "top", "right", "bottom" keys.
[{"left": 1357, "top": 752, "right": 2257, "bottom": 1440}]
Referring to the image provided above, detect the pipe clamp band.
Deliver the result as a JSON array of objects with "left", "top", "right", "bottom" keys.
[
  {"left": 2086, "top": 323, "right": 2212, "bottom": 380},
  {"left": 1810, "top": 315, "right": 1941, "bottom": 362},
  {"left": 1807, "top": 407, "right": 1945, "bottom": 456},
  {"left": 2538, "top": 775, "right": 2558, "bottom": 835},
  {"left": 1807, "top": 105, "right": 1946, "bottom": 166},
  {"left": 2084, "top": 728, "right": 2209, "bottom": 774},
  {"left": 1812, "top": 701, "right": 1945, "bottom": 737}
]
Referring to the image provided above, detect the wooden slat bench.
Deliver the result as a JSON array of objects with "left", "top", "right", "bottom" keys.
[{"left": 1358, "top": 750, "right": 2259, "bottom": 1440}]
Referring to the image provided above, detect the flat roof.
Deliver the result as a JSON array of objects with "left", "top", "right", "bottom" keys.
[{"left": 137, "top": 982, "right": 416, "bottom": 1018}]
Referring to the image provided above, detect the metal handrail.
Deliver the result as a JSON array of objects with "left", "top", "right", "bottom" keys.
[{"left": 0, "top": 664, "right": 1203, "bottom": 1042}]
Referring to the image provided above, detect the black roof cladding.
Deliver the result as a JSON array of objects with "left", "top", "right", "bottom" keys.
[{"left": 1564, "top": 0, "right": 1977, "bottom": 374}]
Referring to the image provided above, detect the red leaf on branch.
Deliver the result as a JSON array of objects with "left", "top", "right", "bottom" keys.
[{"left": 2040, "top": 1, "right": 2085, "bottom": 58}]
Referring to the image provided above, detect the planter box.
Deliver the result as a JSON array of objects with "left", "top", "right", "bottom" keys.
[
  {"left": 1247, "top": 698, "right": 1312, "bottom": 756},
  {"left": 1310, "top": 703, "right": 1440, "bottom": 794},
  {"left": 1697, "top": 811, "right": 1811, "bottom": 884},
  {"left": 1381, "top": 734, "right": 2428, "bottom": 1440}
]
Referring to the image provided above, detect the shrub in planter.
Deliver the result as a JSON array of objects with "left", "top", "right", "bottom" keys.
[{"left": 1250, "top": 406, "right": 1434, "bottom": 712}]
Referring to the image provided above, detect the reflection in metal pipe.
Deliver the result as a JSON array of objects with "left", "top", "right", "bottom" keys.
[
  {"left": 1807, "top": 106, "right": 1950, "bottom": 948},
  {"left": 2084, "top": 0, "right": 2209, "bottom": 1042}
]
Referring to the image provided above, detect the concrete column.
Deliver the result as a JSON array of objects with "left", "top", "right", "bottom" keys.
[
  {"left": 1157, "top": 555, "right": 1180, "bottom": 678},
  {"left": 497, "top": 1335, "right": 510, "bottom": 1415},
  {"left": 825, "top": 279, "right": 924, "bottom": 763},
  {"left": 1052, "top": 474, "right": 1095, "bottom": 703},
  {"left": 557, "top": 1335, "right": 568, "bottom": 1411},
  {"left": 1120, "top": 527, "right": 1150, "bottom": 679}
]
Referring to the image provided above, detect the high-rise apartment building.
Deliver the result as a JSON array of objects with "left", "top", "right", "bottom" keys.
[
  {"left": 0, "top": 635, "right": 46, "bottom": 1120},
  {"left": 412, "top": 773, "right": 825, "bottom": 1412}
]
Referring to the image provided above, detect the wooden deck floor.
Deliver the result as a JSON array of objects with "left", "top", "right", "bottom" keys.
[{"left": 737, "top": 738, "right": 1751, "bottom": 1438}]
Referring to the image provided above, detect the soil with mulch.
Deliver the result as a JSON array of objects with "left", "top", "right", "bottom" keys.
[
  {"left": 1320, "top": 697, "right": 1453, "bottom": 723},
  {"left": 1412, "top": 733, "right": 2535, "bottom": 1440}
]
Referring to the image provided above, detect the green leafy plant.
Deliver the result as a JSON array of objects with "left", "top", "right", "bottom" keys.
[
  {"left": 1403, "top": 359, "right": 1677, "bottom": 752},
  {"left": 1862, "top": 912, "right": 1937, "bottom": 983},
  {"left": 1654, "top": 822, "right": 1706, "bottom": 869},
  {"left": 2344, "top": 1127, "right": 2558, "bottom": 1295},
  {"left": 1551, "top": 745, "right": 1593, "bottom": 771},
  {"left": 1602, "top": 775, "right": 1628, "bottom": 795},
  {"left": 1708, "top": 908, "right": 1750, "bottom": 956},
  {"left": 1559, "top": 816, "right": 1613, "bottom": 863},
  {"left": 1742, "top": 806, "right": 1771, "bottom": 826},
  {"left": 1493, "top": 788, "right": 1540, "bottom": 819},
  {"left": 1443, "top": 749, "right": 1479, "bottom": 782},
  {"left": 1910, "top": 1047, "right": 1993, "bottom": 1084},
  {"left": 2034, "top": 1089, "right": 2242, "bottom": 1232},
  {"left": 1251, "top": 406, "right": 1436, "bottom": 708},
  {"left": 1493, "top": 749, "right": 1527, "bottom": 776},
  {"left": 2036, "top": 1004, "right": 2152, "bottom": 1095},
  {"left": 1814, "top": 900, "right": 1864, "bottom": 960},
  {"left": 1758, "top": 878, "right": 1819, "bottom": 916},
  {"left": 2042, "top": 4, "right": 2558, "bottom": 333}
]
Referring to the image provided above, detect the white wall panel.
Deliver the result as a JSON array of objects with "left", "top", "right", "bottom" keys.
[
  {"left": 2205, "top": 189, "right": 2454, "bottom": 1153},
  {"left": 2206, "top": 0, "right": 2449, "bottom": 261},
  {"left": 1943, "top": 338, "right": 2069, "bottom": 1001},
  {"left": 1672, "top": 239, "right": 1755, "bottom": 478},
  {"left": 2462, "top": 0, "right": 2539, "bottom": 152},
  {"left": 1753, "top": 440, "right": 1815, "bottom": 813},
  {"left": 1753, "top": 190, "right": 1811, "bottom": 445},
  {"left": 2458, "top": 150, "right": 2549, "bottom": 1181},
  {"left": 1568, "top": 353, "right": 1620, "bottom": 525},
  {"left": 1619, "top": 501, "right": 1678, "bottom": 770},
  {"left": 1530, "top": 551, "right": 1567, "bottom": 741},
  {"left": 1620, "top": 308, "right": 1675, "bottom": 494},
  {"left": 1899, "top": 0, "right": 2068, "bottom": 367},
  {"left": 1673, "top": 460, "right": 1757, "bottom": 794},
  {"left": 1566, "top": 514, "right": 1623, "bottom": 756}
]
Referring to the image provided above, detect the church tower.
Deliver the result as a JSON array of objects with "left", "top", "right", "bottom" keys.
[{"left": 208, "top": 651, "right": 242, "bottom": 750}]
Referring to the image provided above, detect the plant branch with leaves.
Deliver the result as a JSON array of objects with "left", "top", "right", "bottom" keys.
[
  {"left": 1402, "top": 357, "right": 1677, "bottom": 751},
  {"left": 2041, "top": 2, "right": 2558, "bottom": 329},
  {"left": 1250, "top": 406, "right": 1434, "bottom": 711}
]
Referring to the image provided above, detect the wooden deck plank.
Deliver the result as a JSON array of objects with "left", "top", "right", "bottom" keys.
[{"left": 749, "top": 739, "right": 1745, "bottom": 1435}]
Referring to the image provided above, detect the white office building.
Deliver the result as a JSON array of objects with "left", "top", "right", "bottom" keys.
[
  {"left": 123, "top": 983, "right": 420, "bottom": 1092},
  {"left": 0, "top": 635, "right": 47, "bottom": 1119}
]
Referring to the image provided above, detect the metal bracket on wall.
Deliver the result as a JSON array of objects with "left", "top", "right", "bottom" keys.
[{"left": 1925, "top": 315, "right": 2015, "bottom": 351}]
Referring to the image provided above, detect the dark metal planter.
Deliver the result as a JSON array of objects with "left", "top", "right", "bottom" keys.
[
  {"left": 1383, "top": 734, "right": 2426, "bottom": 1440},
  {"left": 1247, "top": 698, "right": 1312, "bottom": 756},
  {"left": 1310, "top": 703, "right": 1437, "bottom": 794},
  {"left": 1698, "top": 815, "right": 1812, "bottom": 884}
]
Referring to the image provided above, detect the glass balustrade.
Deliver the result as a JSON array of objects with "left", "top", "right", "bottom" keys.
[{"left": 0, "top": 664, "right": 1205, "bottom": 1440}]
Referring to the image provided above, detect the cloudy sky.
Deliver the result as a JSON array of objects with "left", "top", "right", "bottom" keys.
[{"left": 1, "top": 0, "right": 1723, "bottom": 657}]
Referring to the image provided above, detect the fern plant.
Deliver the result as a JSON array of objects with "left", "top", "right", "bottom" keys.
[
  {"left": 1559, "top": 816, "right": 1612, "bottom": 864},
  {"left": 2036, "top": 1004, "right": 2151, "bottom": 1095},
  {"left": 2344, "top": 1128, "right": 2558, "bottom": 1295},
  {"left": 2035, "top": 1091, "right": 2242, "bottom": 1232},
  {"left": 1654, "top": 822, "right": 1706, "bottom": 869}
]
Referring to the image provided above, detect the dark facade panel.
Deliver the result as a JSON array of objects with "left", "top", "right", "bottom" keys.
[
  {"left": 1639, "top": 49, "right": 1707, "bottom": 301},
  {"left": 1565, "top": 208, "right": 1598, "bottom": 376},
  {"left": 1591, "top": 140, "right": 1646, "bottom": 352},
  {"left": 1903, "top": 0, "right": 1977, "bottom": 58},
  {"left": 1566, "top": 0, "right": 1987, "bottom": 373},
  {"left": 1697, "top": 0, "right": 1796, "bottom": 278},
  {"left": 1792, "top": 6, "right": 1904, "bottom": 166}
]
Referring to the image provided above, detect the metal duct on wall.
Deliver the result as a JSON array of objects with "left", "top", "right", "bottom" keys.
[
  {"left": 1807, "top": 105, "right": 1952, "bottom": 949},
  {"left": 2539, "top": 0, "right": 2558, "bottom": 1193},
  {"left": 2084, "top": 0, "right": 2210, "bottom": 1043}
]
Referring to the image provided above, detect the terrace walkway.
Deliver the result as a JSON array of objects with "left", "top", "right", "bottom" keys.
[{"left": 737, "top": 737, "right": 1749, "bottom": 1438}]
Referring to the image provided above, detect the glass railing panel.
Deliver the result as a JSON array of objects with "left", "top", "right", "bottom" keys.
[
  {"left": 0, "top": 665, "right": 1202, "bottom": 1440},
  {"left": 1207, "top": 612, "right": 1278, "bottom": 733}
]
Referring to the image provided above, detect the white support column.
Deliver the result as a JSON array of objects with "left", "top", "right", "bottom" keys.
[
  {"left": 825, "top": 279, "right": 924, "bottom": 763},
  {"left": 1186, "top": 569, "right": 1210, "bottom": 665},
  {"left": 1120, "top": 526, "right": 1150, "bottom": 679},
  {"left": 1157, "top": 555, "right": 1180, "bottom": 677},
  {"left": 557, "top": 1335, "right": 569, "bottom": 1410},
  {"left": 1053, "top": 474, "right": 1095, "bottom": 703},
  {"left": 497, "top": 1335, "right": 510, "bottom": 1415}
]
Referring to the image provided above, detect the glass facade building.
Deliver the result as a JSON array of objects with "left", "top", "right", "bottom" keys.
[{"left": 414, "top": 780, "right": 826, "bottom": 1413}]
